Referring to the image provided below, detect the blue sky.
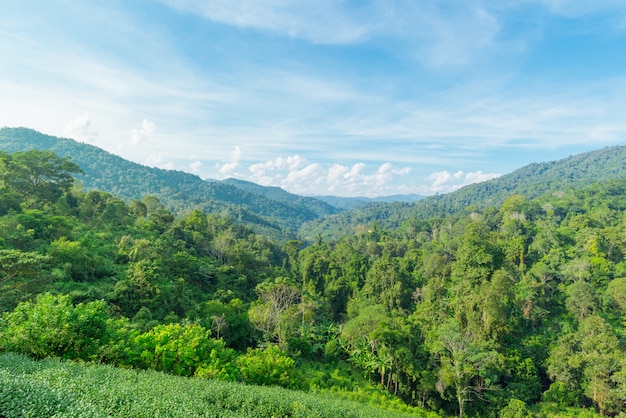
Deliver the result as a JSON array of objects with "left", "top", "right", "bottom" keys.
[{"left": 2, "top": 0, "right": 626, "bottom": 197}]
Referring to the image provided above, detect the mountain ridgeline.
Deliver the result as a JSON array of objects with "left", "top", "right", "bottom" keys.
[
  {"left": 0, "top": 128, "right": 339, "bottom": 240},
  {"left": 2, "top": 127, "right": 626, "bottom": 241},
  {"left": 301, "top": 144, "right": 626, "bottom": 239}
]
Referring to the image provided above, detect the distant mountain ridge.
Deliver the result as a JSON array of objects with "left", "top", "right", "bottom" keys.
[
  {"left": 300, "top": 143, "right": 626, "bottom": 239},
  {"left": 0, "top": 127, "right": 340, "bottom": 239},
  {"left": 314, "top": 194, "right": 424, "bottom": 210}
]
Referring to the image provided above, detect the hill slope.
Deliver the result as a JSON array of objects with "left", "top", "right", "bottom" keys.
[
  {"left": 0, "top": 353, "right": 427, "bottom": 418},
  {"left": 300, "top": 144, "right": 626, "bottom": 239},
  {"left": 314, "top": 194, "right": 424, "bottom": 210},
  {"left": 0, "top": 127, "right": 340, "bottom": 239}
]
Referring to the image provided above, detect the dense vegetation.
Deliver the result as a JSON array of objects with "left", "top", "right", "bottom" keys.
[
  {"left": 0, "top": 353, "right": 421, "bottom": 417},
  {"left": 0, "top": 127, "right": 340, "bottom": 241},
  {"left": 301, "top": 144, "right": 626, "bottom": 240},
  {"left": 1, "top": 147, "right": 626, "bottom": 417}
]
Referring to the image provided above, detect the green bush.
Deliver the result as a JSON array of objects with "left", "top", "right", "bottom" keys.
[
  {"left": 236, "top": 345, "right": 303, "bottom": 389},
  {"left": 499, "top": 399, "right": 533, "bottom": 418},
  {"left": 132, "top": 322, "right": 227, "bottom": 377},
  {"left": 0, "top": 293, "right": 109, "bottom": 360},
  {"left": 0, "top": 353, "right": 426, "bottom": 418}
]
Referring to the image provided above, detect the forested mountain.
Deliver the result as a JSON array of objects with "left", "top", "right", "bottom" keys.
[
  {"left": 0, "top": 127, "right": 340, "bottom": 240},
  {"left": 1, "top": 148, "right": 626, "bottom": 417},
  {"left": 221, "top": 177, "right": 340, "bottom": 215},
  {"left": 6, "top": 127, "right": 626, "bottom": 246},
  {"left": 315, "top": 193, "right": 425, "bottom": 210},
  {"left": 301, "top": 144, "right": 626, "bottom": 240}
]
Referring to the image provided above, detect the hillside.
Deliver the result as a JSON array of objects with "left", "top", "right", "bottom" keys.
[
  {"left": 0, "top": 127, "right": 340, "bottom": 239},
  {"left": 314, "top": 194, "right": 424, "bottom": 210},
  {"left": 301, "top": 144, "right": 626, "bottom": 239},
  {"left": 0, "top": 353, "right": 426, "bottom": 418},
  {"left": 1, "top": 148, "right": 624, "bottom": 416}
]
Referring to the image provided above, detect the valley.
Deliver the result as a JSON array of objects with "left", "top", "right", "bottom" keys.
[{"left": 0, "top": 128, "right": 625, "bottom": 417}]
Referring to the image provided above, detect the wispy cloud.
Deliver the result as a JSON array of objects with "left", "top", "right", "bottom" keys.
[
  {"left": 535, "top": 0, "right": 626, "bottom": 18},
  {"left": 157, "top": 0, "right": 380, "bottom": 44},
  {"left": 156, "top": 0, "right": 507, "bottom": 68}
]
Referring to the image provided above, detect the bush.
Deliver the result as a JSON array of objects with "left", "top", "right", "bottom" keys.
[
  {"left": 499, "top": 399, "right": 533, "bottom": 418},
  {"left": 236, "top": 345, "right": 303, "bottom": 389},
  {"left": 0, "top": 293, "right": 109, "bottom": 360},
  {"left": 542, "top": 381, "right": 582, "bottom": 407},
  {"left": 132, "top": 323, "right": 227, "bottom": 377}
]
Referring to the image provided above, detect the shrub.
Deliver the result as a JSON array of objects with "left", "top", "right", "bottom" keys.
[
  {"left": 236, "top": 345, "right": 303, "bottom": 389},
  {"left": 0, "top": 293, "right": 109, "bottom": 360}
]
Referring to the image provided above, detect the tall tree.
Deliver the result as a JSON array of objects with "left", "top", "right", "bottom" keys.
[{"left": 2, "top": 150, "right": 83, "bottom": 203}]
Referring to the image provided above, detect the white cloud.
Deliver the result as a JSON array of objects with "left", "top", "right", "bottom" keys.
[
  {"left": 245, "top": 155, "right": 412, "bottom": 196},
  {"left": 190, "top": 160, "right": 202, "bottom": 173},
  {"left": 157, "top": 0, "right": 378, "bottom": 44},
  {"left": 423, "top": 170, "right": 501, "bottom": 194},
  {"left": 146, "top": 154, "right": 162, "bottom": 165},
  {"left": 63, "top": 114, "right": 99, "bottom": 145},
  {"left": 215, "top": 146, "right": 242, "bottom": 178},
  {"left": 130, "top": 119, "right": 155, "bottom": 145}
]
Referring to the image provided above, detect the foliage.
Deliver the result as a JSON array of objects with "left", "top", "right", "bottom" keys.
[
  {"left": 0, "top": 353, "right": 426, "bottom": 418},
  {"left": 0, "top": 293, "right": 109, "bottom": 360},
  {"left": 1, "top": 144, "right": 626, "bottom": 416},
  {"left": 0, "top": 127, "right": 340, "bottom": 240},
  {"left": 236, "top": 345, "right": 302, "bottom": 389}
]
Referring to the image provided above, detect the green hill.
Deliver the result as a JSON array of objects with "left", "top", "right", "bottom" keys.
[
  {"left": 300, "top": 144, "right": 626, "bottom": 240},
  {"left": 314, "top": 194, "right": 424, "bottom": 210},
  {"left": 0, "top": 145, "right": 623, "bottom": 417},
  {"left": 0, "top": 127, "right": 340, "bottom": 240}
]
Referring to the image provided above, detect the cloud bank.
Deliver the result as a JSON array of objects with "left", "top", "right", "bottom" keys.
[{"left": 209, "top": 148, "right": 496, "bottom": 197}]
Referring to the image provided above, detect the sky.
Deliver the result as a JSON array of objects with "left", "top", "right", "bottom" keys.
[{"left": 2, "top": 1, "right": 626, "bottom": 197}]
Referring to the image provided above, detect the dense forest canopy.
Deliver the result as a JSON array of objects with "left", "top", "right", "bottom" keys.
[{"left": 1, "top": 147, "right": 626, "bottom": 417}]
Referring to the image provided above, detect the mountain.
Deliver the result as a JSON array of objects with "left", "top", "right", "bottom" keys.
[
  {"left": 0, "top": 127, "right": 340, "bottom": 239},
  {"left": 314, "top": 194, "right": 424, "bottom": 210},
  {"left": 220, "top": 178, "right": 340, "bottom": 216},
  {"left": 300, "top": 144, "right": 626, "bottom": 240},
  {"left": 5, "top": 127, "right": 626, "bottom": 243}
]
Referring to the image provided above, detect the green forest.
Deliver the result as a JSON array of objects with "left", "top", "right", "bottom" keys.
[{"left": 1, "top": 148, "right": 626, "bottom": 417}]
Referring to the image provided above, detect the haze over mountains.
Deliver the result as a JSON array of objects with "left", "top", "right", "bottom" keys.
[{"left": 1, "top": 127, "right": 626, "bottom": 241}]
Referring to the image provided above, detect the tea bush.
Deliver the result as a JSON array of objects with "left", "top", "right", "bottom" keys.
[{"left": 0, "top": 353, "right": 430, "bottom": 417}]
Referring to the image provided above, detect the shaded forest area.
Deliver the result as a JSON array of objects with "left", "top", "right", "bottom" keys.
[{"left": 1, "top": 149, "right": 625, "bottom": 417}]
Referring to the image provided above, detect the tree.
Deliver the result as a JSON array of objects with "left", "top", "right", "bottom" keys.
[
  {"left": 606, "top": 277, "right": 626, "bottom": 310},
  {"left": 499, "top": 399, "right": 533, "bottom": 418},
  {"left": 248, "top": 278, "right": 305, "bottom": 349},
  {"left": 564, "top": 280, "right": 598, "bottom": 320},
  {"left": 362, "top": 254, "right": 413, "bottom": 312},
  {"left": 433, "top": 321, "right": 497, "bottom": 418},
  {"left": 0, "top": 249, "right": 50, "bottom": 284},
  {"left": 2, "top": 150, "right": 83, "bottom": 202},
  {"left": 547, "top": 315, "right": 624, "bottom": 415}
]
